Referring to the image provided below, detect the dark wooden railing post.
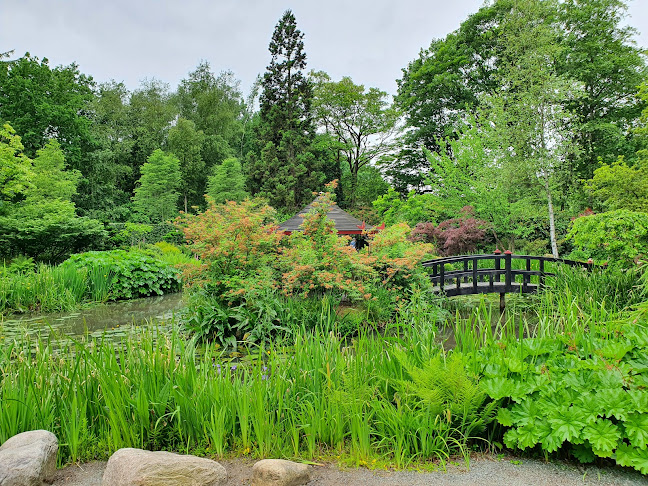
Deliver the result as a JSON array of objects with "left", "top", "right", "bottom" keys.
[
  {"left": 494, "top": 249, "right": 502, "bottom": 283},
  {"left": 463, "top": 259, "right": 469, "bottom": 283},
  {"left": 539, "top": 258, "right": 545, "bottom": 289},
  {"left": 523, "top": 257, "right": 531, "bottom": 292},
  {"left": 500, "top": 250, "right": 512, "bottom": 312},
  {"left": 439, "top": 262, "right": 445, "bottom": 293},
  {"left": 472, "top": 256, "right": 478, "bottom": 292},
  {"left": 504, "top": 250, "right": 512, "bottom": 292}
]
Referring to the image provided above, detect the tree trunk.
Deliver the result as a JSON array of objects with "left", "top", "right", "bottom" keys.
[
  {"left": 544, "top": 175, "right": 559, "bottom": 258},
  {"left": 350, "top": 167, "right": 358, "bottom": 208}
]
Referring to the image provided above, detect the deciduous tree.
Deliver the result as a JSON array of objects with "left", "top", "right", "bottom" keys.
[
  {"left": 206, "top": 157, "right": 248, "bottom": 205},
  {"left": 312, "top": 73, "right": 399, "bottom": 207}
]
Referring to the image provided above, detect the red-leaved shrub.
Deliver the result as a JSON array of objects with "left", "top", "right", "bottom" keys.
[{"left": 410, "top": 207, "right": 489, "bottom": 256}]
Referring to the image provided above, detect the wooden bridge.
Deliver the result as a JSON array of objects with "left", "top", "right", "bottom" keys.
[{"left": 422, "top": 251, "right": 599, "bottom": 303}]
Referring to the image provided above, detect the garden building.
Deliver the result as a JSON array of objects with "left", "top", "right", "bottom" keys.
[{"left": 277, "top": 198, "right": 374, "bottom": 235}]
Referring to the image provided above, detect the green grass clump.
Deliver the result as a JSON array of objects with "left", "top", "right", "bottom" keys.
[
  {"left": 0, "top": 262, "right": 112, "bottom": 314},
  {"left": 0, "top": 325, "right": 495, "bottom": 468}
]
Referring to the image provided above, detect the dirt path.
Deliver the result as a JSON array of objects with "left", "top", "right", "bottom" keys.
[{"left": 53, "top": 454, "right": 647, "bottom": 485}]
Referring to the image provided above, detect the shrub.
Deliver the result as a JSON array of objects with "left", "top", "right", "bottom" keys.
[
  {"left": 178, "top": 198, "right": 283, "bottom": 304},
  {"left": 410, "top": 211, "right": 489, "bottom": 256},
  {"left": 63, "top": 248, "right": 181, "bottom": 300},
  {"left": 178, "top": 185, "right": 434, "bottom": 344},
  {"left": 477, "top": 309, "right": 648, "bottom": 474},
  {"left": 567, "top": 209, "right": 648, "bottom": 268}
]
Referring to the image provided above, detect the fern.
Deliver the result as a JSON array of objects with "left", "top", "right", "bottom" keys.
[{"left": 394, "top": 349, "right": 498, "bottom": 440}]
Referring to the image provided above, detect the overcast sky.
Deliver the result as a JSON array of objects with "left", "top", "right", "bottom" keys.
[{"left": 1, "top": 0, "right": 646, "bottom": 98}]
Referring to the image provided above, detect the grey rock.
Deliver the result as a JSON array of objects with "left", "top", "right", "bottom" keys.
[
  {"left": 252, "top": 459, "right": 310, "bottom": 486},
  {"left": 101, "top": 448, "right": 227, "bottom": 486},
  {"left": 0, "top": 429, "right": 58, "bottom": 486}
]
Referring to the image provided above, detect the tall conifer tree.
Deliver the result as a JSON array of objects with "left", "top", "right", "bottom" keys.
[{"left": 247, "top": 10, "right": 324, "bottom": 210}]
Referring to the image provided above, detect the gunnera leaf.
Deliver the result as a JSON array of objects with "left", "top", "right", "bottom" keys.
[
  {"left": 624, "top": 413, "right": 648, "bottom": 450},
  {"left": 616, "top": 443, "right": 648, "bottom": 474},
  {"left": 599, "top": 388, "right": 632, "bottom": 421},
  {"left": 582, "top": 419, "right": 621, "bottom": 457},
  {"left": 627, "top": 389, "right": 648, "bottom": 413},
  {"left": 572, "top": 442, "right": 596, "bottom": 464},
  {"left": 536, "top": 418, "right": 563, "bottom": 453},
  {"left": 516, "top": 423, "right": 540, "bottom": 450},
  {"left": 575, "top": 392, "right": 604, "bottom": 424},
  {"left": 497, "top": 407, "right": 515, "bottom": 427},
  {"left": 481, "top": 376, "right": 514, "bottom": 401},
  {"left": 504, "top": 428, "right": 519, "bottom": 449},
  {"left": 548, "top": 405, "right": 587, "bottom": 443}
]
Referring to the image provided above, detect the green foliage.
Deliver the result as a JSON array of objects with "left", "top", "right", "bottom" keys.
[
  {"left": 395, "top": 350, "right": 498, "bottom": 439},
  {"left": 167, "top": 118, "right": 205, "bottom": 212},
  {"left": 128, "top": 79, "right": 177, "bottom": 190},
  {"left": 311, "top": 72, "right": 399, "bottom": 207},
  {"left": 477, "top": 310, "right": 648, "bottom": 474},
  {"left": 394, "top": 0, "right": 646, "bottom": 194},
  {"left": 6, "top": 256, "right": 35, "bottom": 275},
  {"left": 392, "top": 0, "right": 505, "bottom": 191},
  {"left": 0, "top": 261, "right": 112, "bottom": 314},
  {"left": 247, "top": 10, "right": 325, "bottom": 210},
  {"left": 584, "top": 158, "right": 648, "bottom": 212},
  {"left": 0, "top": 53, "right": 94, "bottom": 169},
  {"left": 63, "top": 248, "right": 181, "bottom": 300},
  {"left": 175, "top": 62, "right": 243, "bottom": 162},
  {"left": 421, "top": 116, "right": 549, "bottom": 250},
  {"left": 567, "top": 210, "right": 648, "bottom": 267},
  {"left": 132, "top": 149, "right": 181, "bottom": 223},
  {"left": 206, "top": 157, "right": 248, "bottom": 204},
  {"left": 0, "top": 126, "right": 105, "bottom": 261},
  {"left": 557, "top": 0, "right": 647, "bottom": 179},
  {"left": 340, "top": 165, "right": 389, "bottom": 209},
  {"left": 0, "top": 123, "right": 33, "bottom": 208},
  {"left": 372, "top": 188, "right": 439, "bottom": 227},
  {"left": 78, "top": 81, "right": 133, "bottom": 222},
  {"left": 179, "top": 188, "right": 434, "bottom": 344}
]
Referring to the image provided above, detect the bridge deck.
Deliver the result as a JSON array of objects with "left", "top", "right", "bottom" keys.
[{"left": 431, "top": 281, "right": 538, "bottom": 297}]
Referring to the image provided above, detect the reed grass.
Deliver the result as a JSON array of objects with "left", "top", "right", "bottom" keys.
[
  {"left": 0, "top": 324, "right": 493, "bottom": 468},
  {"left": 0, "top": 262, "right": 114, "bottom": 315}
]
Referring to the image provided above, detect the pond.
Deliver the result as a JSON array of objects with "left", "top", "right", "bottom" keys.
[{"left": 0, "top": 292, "right": 185, "bottom": 343}]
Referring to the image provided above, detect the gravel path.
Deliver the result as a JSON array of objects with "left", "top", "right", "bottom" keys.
[{"left": 53, "top": 454, "right": 647, "bottom": 485}]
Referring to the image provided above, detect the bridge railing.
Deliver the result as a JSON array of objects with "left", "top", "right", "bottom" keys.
[{"left": 421, "top": 251, "right": 600, "bottom": 297}]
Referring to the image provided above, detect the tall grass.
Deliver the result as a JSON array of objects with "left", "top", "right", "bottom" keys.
[
  {"left": 0, "top": 326, "right": 495, "bottom": 468},
  {"left": 0, "top": 263, "right": 113, "bottom": 315}
]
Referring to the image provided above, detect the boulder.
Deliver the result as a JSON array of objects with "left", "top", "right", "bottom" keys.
[
  {"left": 252, "top": 459, "right": 310, "bottom": 486},
  {"left": 0, "top": 429, "right": 58, "bottom": 486},
  {"left": 101, "top": 448, "right": 227, "bottom": 486}
]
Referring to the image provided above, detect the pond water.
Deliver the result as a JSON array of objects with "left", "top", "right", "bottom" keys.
[{"left": 0, "top": 292, "right": 185, "bottom": 342}]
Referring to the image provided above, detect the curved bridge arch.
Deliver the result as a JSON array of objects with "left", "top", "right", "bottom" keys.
[{"left": 422, "top": 251, "right": 601, "bottom": 298}]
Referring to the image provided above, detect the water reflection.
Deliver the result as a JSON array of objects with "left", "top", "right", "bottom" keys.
[{"left": 0, "top": 293, "right": 185, "bottom": 341}]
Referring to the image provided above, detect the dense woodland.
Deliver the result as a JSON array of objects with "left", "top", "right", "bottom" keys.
[{"left": 1, "top": 0, "right": 647, "bottom": 263}]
